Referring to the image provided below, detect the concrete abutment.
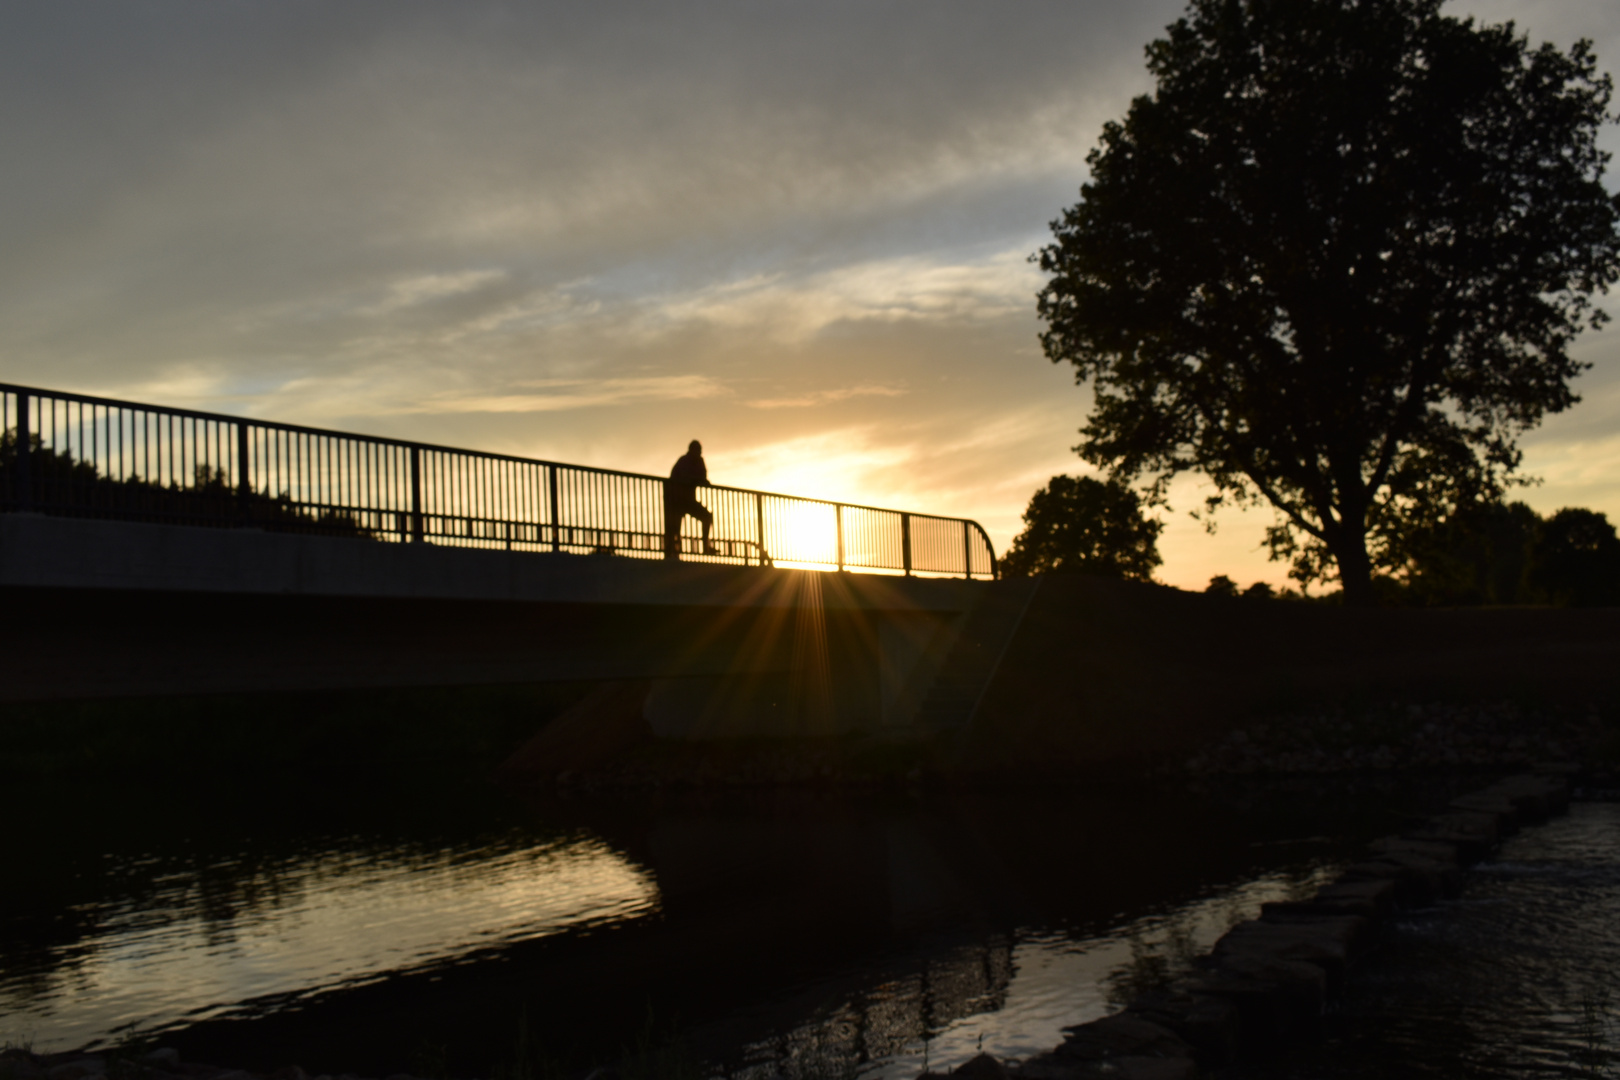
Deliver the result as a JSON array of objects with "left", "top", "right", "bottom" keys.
[{"left": 0, "top": 512, "right": 1015, "bottom": 738}]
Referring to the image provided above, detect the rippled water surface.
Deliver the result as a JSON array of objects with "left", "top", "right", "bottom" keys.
[
  {"left": 2, "top": 777, "right": 1454, "bottom": 1078},
  {"left": 1241, "top": 800, "right": 1620, "bottom": 1080},
  {"left": 2, "top": 835, "right": 656, "bottom": 1050}
]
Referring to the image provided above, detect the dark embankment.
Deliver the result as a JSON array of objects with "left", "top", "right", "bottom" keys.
[
  {"left": 953, "top": 576, "right": 1620, "bottom": 776},
  {"left": 0, "top": 682, "right": 596, "bottom": 785}
]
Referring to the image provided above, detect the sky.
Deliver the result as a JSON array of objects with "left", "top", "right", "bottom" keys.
[{"left": 2, "top": 1, "right": 1618, "bottom": 591}]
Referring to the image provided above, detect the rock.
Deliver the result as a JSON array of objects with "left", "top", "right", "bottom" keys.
[
  {"left": 0, "top": 1054, "right": 46, "bottom": 1080},
  {"left": 1110, "top": 1060, "right": 1197, "bottom": 1080},
  {"left": 1260, "top": 897, "right": 1378, "bottom": 919},
  {"left": 1021, "top": 1058, "right": 1197, "bottom": 1080},
  {"left": 1055, "top": 1014, "right": 1191, "bottom": 1062},
  {"left": 140, "top": 1052, "right": 181, "bottom": 1071},
  {"left": 1005, "top": 1060, "right": 1075, "bottom": 1080},
  {"left": 1338, "top": 858, "right": 1440, "bottom": 907},
  {"left": 268, "top": 1068, "right": 309, "bottom": 1080},
  {"left": 1178, "top": 954, "right": 1327, "bottom": 1051},
  {"left": 1367, "top": 836, "right": 1460, "bottom": 866},
  {"left": 1447, "top": 794, "right": 1519, "bottom": 834},
  {"left": 47, "top": 1060, "right": 105, "bottom": 1080},
  {"left": 1483, "top": 783, "right": 1550, "bottom": 824},
  {"left": 1314, "top": 878, "right": 1397, "bottom": 918},
  {"left": 1495, "top": 773, "right": 1570, "bottom": 817},
  {"left": 1405, "top": 813, "right": 1497, "bottom": 864},
  {"left": 1128, "top": 987, "right": 1242, "bottom": 1066},
  {"left": 1213, "top": 919, "right": 1359, "bottom": 996},
  {"left": 1337, "top": 859, "right": 1403, "bottom": 880},
  {"left": 1236, "top": 912, "right": 1366, "bottom": 951},
  {"left": 1356, "top": 852, "right": 1455, "bottom": 902},
  {"left": 950, "top": 1054, "right": 1010, "bottom": 1080}
]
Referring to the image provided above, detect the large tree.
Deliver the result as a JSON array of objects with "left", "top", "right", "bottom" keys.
[{"left": 1036, "top": 0, "right": 1620, "bottom": 605}]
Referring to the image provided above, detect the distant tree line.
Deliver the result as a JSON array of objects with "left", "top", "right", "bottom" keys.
[
  {"left": 1003, "top": 471, "right": 1619, "bottom": 608},
  {"left": 1392, "top": 501, "right": 1620, "bottom": 607},
  {"left": 0, "top": 427, "right": 375, "bottom": 537},
  {"left": 1207, "top": 501, "right": 1620, "bottom": 607}
]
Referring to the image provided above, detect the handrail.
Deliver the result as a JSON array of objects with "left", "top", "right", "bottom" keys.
[{"left": 0, "top": 381, "right": 997, "bottom": 579}]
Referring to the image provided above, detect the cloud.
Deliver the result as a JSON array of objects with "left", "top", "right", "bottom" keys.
[
  {"left": 413, "top": 376, "right": 732, "bottom": 414},
  {"left": 360, "top": 270, "right": 509, "bottom": 317},
  {"left": 747, "top": 385, "right": 907, "bottom": 410},
  {"left": 1, "top": 0, "right": 1616, "bottom": 596}
]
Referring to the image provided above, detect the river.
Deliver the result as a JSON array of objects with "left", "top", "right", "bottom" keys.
[
  {"left": 1234, "top": 798, "right": 1620, "bottom": 1080},
  {"left": 1, "top": 773, "right": 1481, "bottom": 1078}
]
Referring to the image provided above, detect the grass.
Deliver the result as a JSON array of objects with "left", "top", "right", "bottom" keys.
[
  {"left": 491, "top": 1008, "right": 565, "bottom": 1080},
  {"left": 617, "top": 1008, "right": 704, "bottom": 1080},
  {"left": 0, "top": 682, "right": 596, "bottom": 785},
  {"left": 490, "top": 1005, "right": 708, "bottom": 1080},
  {"left": 0, "top": 1037, "right": 35, "bottom": 1080}
]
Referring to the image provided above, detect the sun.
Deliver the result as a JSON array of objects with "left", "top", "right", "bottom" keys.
[{"left": 760, "top": 497, "right": 839, "bottom": 570}]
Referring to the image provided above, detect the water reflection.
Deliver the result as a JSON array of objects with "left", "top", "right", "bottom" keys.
[
  {"left": 1, "top": 836, "right": 658, "bottom": 1051},
  {"left": 723, "top": 864, "right": 1337, "bottom": 1079},
  {"left": 3, "top": 780, "right": 1441, "bottom": 1076}
]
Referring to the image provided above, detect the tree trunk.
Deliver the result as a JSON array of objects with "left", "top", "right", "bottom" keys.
[{"left": 1333, "top": 535, "right": 1377, "bottom": 607}]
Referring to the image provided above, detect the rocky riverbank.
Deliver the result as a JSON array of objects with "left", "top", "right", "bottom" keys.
[
  {"left": 525, "top": 698, "right": 1617, "bottom": 792},
  {"left": 521, "top": 693, "right": 1620, "bottom": 793},
  {"left": 1180, "top": 700, "right": 1614, "bottom": 778},
  {"left": 920, "top": 766, "right": 1576, "bottom": 1080}
]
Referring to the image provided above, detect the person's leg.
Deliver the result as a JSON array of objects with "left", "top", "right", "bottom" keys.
[
  {"left": 694, "top": 502, "right": 715, "bottom": 553},
  {"left": 663, "top": 503, "right": 682, "bottom": 559}
]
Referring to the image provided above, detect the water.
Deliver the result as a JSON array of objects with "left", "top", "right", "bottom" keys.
[
  {"left": 1239, "top": 800, "right": 1620, "bottom": 1080},
  {"left": 722, "top": 868, "right": 1341, "bottom": 1080},
  {"left": 2, "top": 836, "right": 656, "bottom": 1051},
  {"left": 1, "top": 776, "right": 1451, "bottom": 1077}
]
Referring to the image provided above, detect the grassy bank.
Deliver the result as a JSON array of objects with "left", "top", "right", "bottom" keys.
[{"left": 0, "top": 682, "right": 598, "bottom": 785}]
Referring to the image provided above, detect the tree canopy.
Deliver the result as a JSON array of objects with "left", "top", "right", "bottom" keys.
[
  {"left": 1395, "top": 498, "right": 1542, "bottom": 606},
  {"left": 1378, "top": 500, "right": 1620, "bottom": 605},
  {"left": 1000, "top": 474, "right": 1162, "bottom": 580},
  {"left": 1036, "top": 0, "right": 1620, "bottom": 605},
  {"left": 1529, "top": 507, "right": 1620, "bottom": 607}
]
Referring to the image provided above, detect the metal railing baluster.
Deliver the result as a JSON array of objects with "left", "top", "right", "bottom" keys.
[
  {"left": 409, "top": 446, "right": 423, "bottom": 542},
  {"left": 16, "top": 391, "right": 31, "bottom": 511}
]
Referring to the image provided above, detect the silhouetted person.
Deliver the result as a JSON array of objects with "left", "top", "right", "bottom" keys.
[{"left": 665, "top": 439, "right": 715, "bottom": 559}]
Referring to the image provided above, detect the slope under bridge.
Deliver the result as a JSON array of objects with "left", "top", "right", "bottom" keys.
[{"left": 0, "top": 382, "right": 1031, "bottom": 737}]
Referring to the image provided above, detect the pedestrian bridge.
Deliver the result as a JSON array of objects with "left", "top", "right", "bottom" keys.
[
  {"left": 0, "top": 382, "right": 995, "bottom": 579},
  {"left": 0, "top": 383, "right": 1024, "bottom": 738}
]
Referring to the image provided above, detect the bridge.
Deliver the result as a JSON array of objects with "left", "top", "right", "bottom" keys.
[{"left": 0, "top": 382, "right": 1030, "bottom": 738}]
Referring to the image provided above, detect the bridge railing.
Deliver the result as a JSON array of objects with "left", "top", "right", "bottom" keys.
[{"left": 0, "top": 383, "right": 997, "bottom": 579}]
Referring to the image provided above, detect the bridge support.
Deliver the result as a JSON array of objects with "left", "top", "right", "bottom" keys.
[{"left": 0, "top": 513, "right": 985, "bottom": 738}]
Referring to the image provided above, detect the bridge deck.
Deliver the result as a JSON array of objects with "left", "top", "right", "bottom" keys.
[{"left": 0, "top": 512, "right": 980, "bottom": 612}]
